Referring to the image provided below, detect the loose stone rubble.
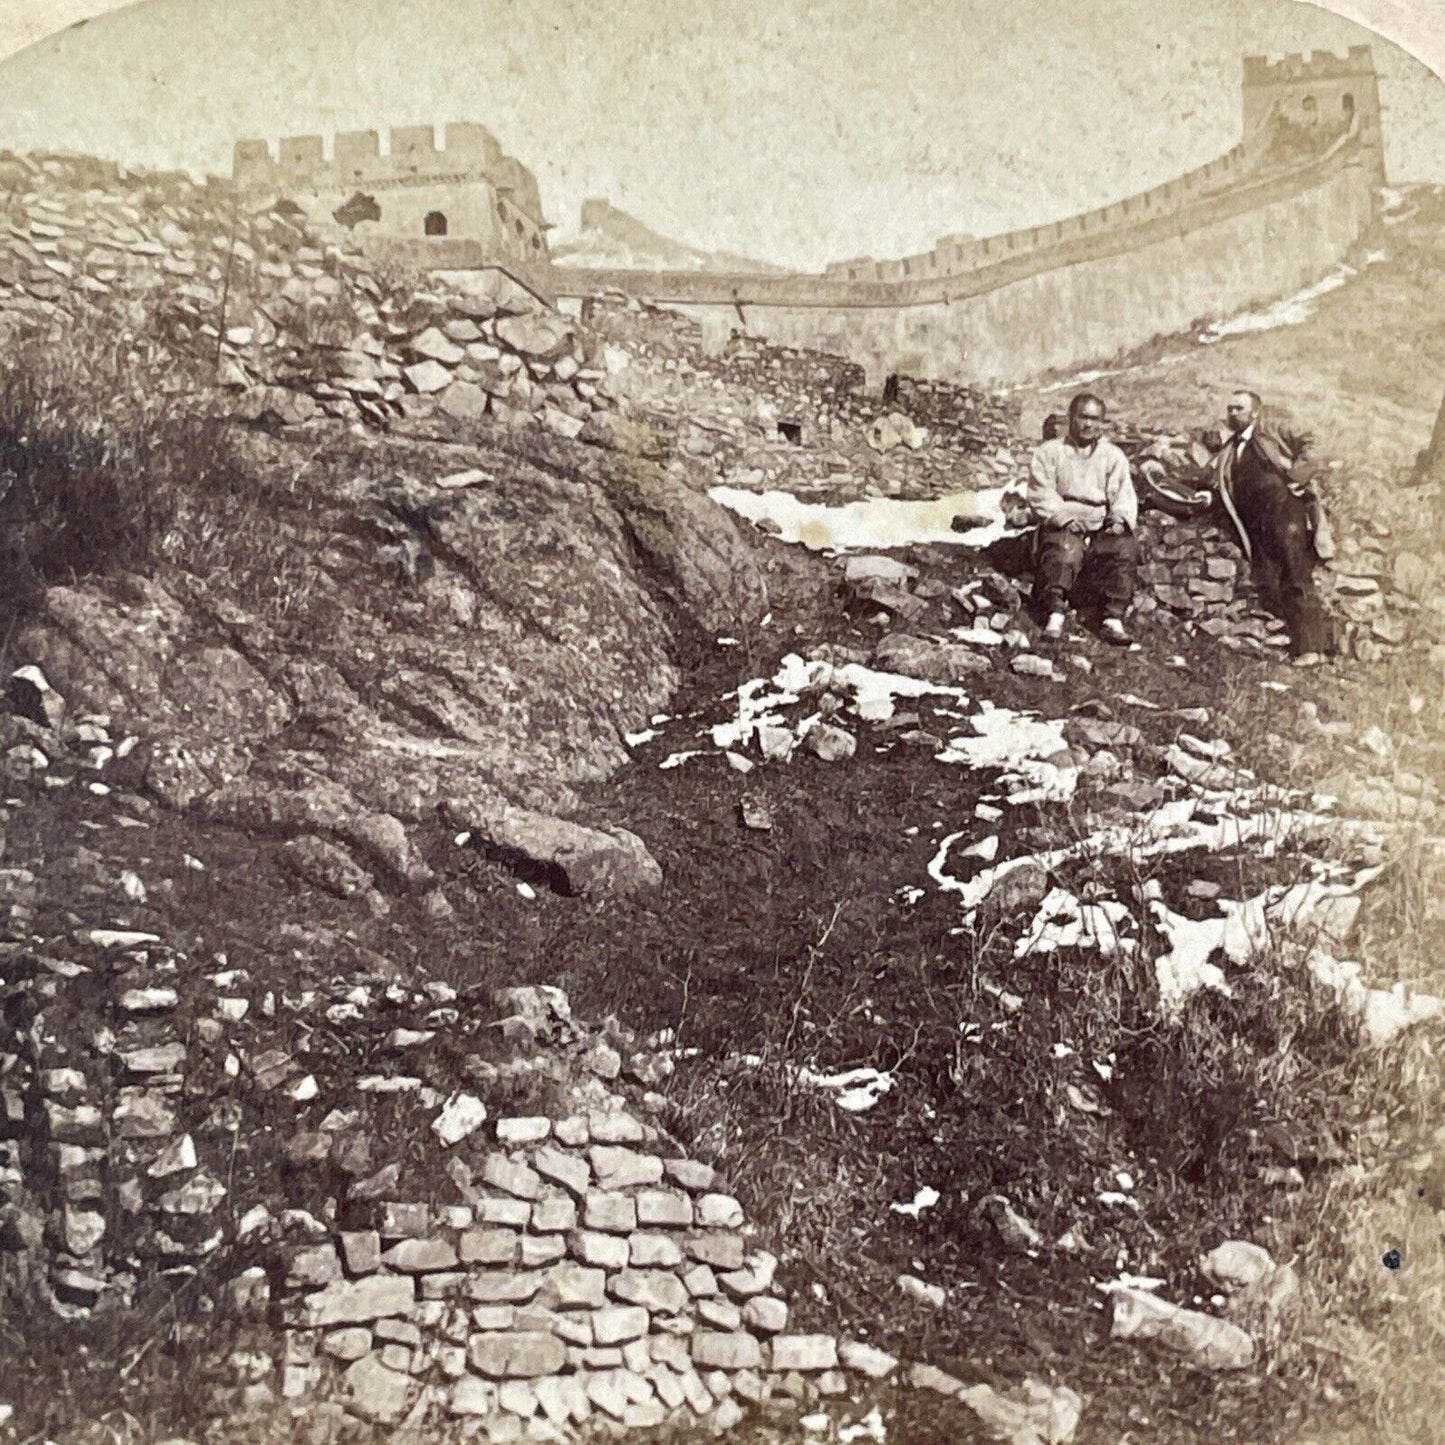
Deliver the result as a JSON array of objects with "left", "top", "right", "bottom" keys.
[
  {"left": 0, "top": 151, "right": 614, "bottom": 442},
  {"left": 0, "top": 914, "right": 1063, "bottom": 1441}
]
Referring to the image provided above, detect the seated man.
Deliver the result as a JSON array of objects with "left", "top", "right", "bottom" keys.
[{"left": 1027, "top": 391, "right": 1139, "bottom": 645}]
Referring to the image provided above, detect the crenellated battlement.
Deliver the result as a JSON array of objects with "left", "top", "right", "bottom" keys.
[
  {"left": 232, "top": 122, "right": 539, "bottom": 220},
  {"left": 1243, "top": 44, "right": 1377, "bottom": 84},
  {"left": 1241, "top": 44, "right": 1383, "bottom": 185},
  {"left": 231, "top": 121, "right": 550, "bottom": 278}
]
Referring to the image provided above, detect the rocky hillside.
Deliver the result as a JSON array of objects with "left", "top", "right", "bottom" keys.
[
  {"left": 0, "top": 157, "right": 1443, "bottom": 1445},
  {"left": 552, "top": 200, "right": 788, "bottom": 275}
]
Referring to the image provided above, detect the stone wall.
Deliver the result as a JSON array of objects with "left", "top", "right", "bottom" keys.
[
  {"left": 583, "top": 294, "right": 1024, "bottom": 498},
  {"left": 233, "top": 123, "right": 552, "bottom": 282},
  {"left": 0, "top": 149, "right": 603, "bottom": 438},
  {"left": 562, "top": 142, "right": 1376, "bottom": 387}
]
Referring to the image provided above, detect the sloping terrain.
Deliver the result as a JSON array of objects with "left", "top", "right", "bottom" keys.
[
  {"left": 552, "top": 201, "right": 788, "bottom": 276},
  {"left": 0, "top": 163, "right": 1442, "bottom": 1445}
]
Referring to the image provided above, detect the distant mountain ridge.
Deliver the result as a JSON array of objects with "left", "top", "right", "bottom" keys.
[{"left": 551, "top": 198, "right": 789, "bottom": 275}]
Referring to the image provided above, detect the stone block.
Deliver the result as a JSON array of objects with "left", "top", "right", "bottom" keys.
[
  {"left": 628, "top": 1232, "right": 684, "bottom": 1268},
  {"left": 374, "top": 1318, "right": 422, "bottom": 1346},
  {"left": 534, "top": 1146, "right": 590, "bottom": 1197},
  {"left": 589, "top": 1145, "right": 664, "bottom": 1190},
  {"left": 498, "top": 1379, "right": 538, "bottom": 1419},
  {"left": 321, "top": 1327, "right": 372, "bottom": 1361},
  {"left": 691, "top": 1331, "right": 763, "bottom": 1371},
  {"left": 519, "top": 1235, "right": 566, "bottom": 1267},
  {"left": 482, "top": 1154, "right": 543, "bottom": 1201},
  {"left": 771, "top": 1334, "right": 839, "bottom": 1371},
  {"left": 496, "top": 1116, "right": 552, "bottom": 1146},
  {"left": 698, "top": 1298, "right": 742, "bottom": 1330},
  {"left": 303, "top": 1275, "right": 415, "bottom": 1327},
  {"left": 610, "top": 1268, "right": 689, "bottom": 1314},
  {"left": 663, "top": 1158, "right": 718, "bottom": 1192},
  {"left": 288, "top": 1243, "right": 343, "bottom": 1288},
  {"left": 340, "top": 1231, "right": 382, "bottom": 1275},
  {"left": 531, "top": 1195, "right": 577, "bottom": 1233},
  {"left": 379, "top": 1202, "right": 430, "bottom": 1239},
  {"left": 466, "top": 1271, "right": 542, "bottom": 1304},
  {"left": 719, "top": 1251, "right": 777, "bottom": 1298},
  {"left": 649, "top": 1333, "right": 692, "bottom": 1371},
  {"left": 742, "top": 1296, "right": 788, "bottom": 1333},
  {"left": 839, "top": 1339, "right": 898, "bottom": 1377},
  {"left": 570, "top": 1230, "right": 630, "bottom": 1270},
  {"left": 681, "top": 1369, "right": 716, "bottom": 1414},
  {"left": 343, "top": 1352, "right": 413, "bottom": 1424},
  {"left": 467, "top": 1331, "right": 568, "bottom": 1379},
  {"left": 635, "top": 1188, "right": 693, "bottom": 1228},
  {"left": 381, "top": 1237, "right": 458, "bottom": 1273},
  {"left": 680, "top": 1263, "right": 719, "bottom": 1297},
  {"left": 449, "top": 1377, "right": 497, "bottom": 1416},
  {"left": 583, "top": 1190, "right": 637, "bottom": 1233},
  {"left": 592, "top": 1305, "right": 649, "bottom": 1345},
  {"left": 685, "top": 1232, "right": 746, "bottom": 1270},
  {"left": 475, "top": 1196, "right": 532, "bottom": 1228},
  {"left": 542, "top": 1263, "right": 607, "bottom": 1309},
  {"left": 459, "top": 1227, "right": 519, "bottom": 1266},
  {"left": 588, "top": 1112, "right": 646, "bottom": 1144}
]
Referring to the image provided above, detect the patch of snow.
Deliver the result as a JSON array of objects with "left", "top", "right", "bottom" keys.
[
  {"left": 1096, "top": 1274, "right": 1166, "bottom": 1293},
  {"left": 951, "top": 625, "right": 1006, "bottom": 648},
  {"left": 890, "top": 1186, "right": 941, "bottom": 1219},
  {"left": 659, "top": 751, "right": 703, "bottom": 769},
  {"left": 1150, "top": 903, "right": 1233, "bottom": 1013},
  {"left": 733, "top": 1055, "right": 895, "bottom": 1113},
  {"left": 838, "top": 1407, "right": 888, "bottom": 1443},
  {"left": 710, "top": 655, "right": 970, "bottom": 756},
  {"left": 1197, "top": 253, "right": 1385, "bottom": 343},
  {"left": 1307, "top": 950, "right": 1445, "bottom": 1046},
  {"left": 1015, "top": 889, "right": 1134, "bottom": 960},
  {"left": 795, "top": 1065, "right": 895, "bottom": 1113},
  {"left": 708, "top": 485, "right": 1018, "bottom": 551},
  {"left": 936, "top": 703, "right": 1077, "bottom": 805},
  {"left": 624, "top": 727, "right": 660, "bottom": 746}
]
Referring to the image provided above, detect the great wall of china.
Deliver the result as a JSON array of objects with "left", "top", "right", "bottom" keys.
[{"left": 233, "top": 47, "right": 1388, "bottom": 387}]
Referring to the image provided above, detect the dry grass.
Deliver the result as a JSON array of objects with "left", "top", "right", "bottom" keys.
[{"left": 0, "top": 316, "right": 269, "bottom": 629}]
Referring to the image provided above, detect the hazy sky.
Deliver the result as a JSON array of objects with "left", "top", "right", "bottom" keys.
[{"left": 0, "top": 0, "right": 1441, "bottom": 269}]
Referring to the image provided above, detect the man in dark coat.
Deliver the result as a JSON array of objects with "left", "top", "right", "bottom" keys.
[{"left": 1212, "top": 389, "right": 1335, "bottom": 656}]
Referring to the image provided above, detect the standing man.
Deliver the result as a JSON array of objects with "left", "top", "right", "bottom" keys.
[
  {"left": 1027, "top": 392, "right": 1139, "bottom": 645},
  {"left": 1213, "top": 389, "right": 1335, "bottom": 655}
]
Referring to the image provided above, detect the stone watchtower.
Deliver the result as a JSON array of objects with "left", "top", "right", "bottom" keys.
[{"left": 1242, "top": 45, "right": 1386, "bottom": 186}]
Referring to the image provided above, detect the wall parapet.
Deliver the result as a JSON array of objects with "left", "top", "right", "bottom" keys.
[
  {"left": 827, "top": 139, "right": 1254, "bottom": 285},
  {"left": 233, "top": 122, "right": 545, "bottom": 223},
  {"left": 1242, "top": 44, "right": 1377, "bottom": 84},
  {"left": 557, "top": 134, "right": 1369, "bottom": 313}
]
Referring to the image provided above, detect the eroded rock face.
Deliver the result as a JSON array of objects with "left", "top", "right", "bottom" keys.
[{"left": 11, "top": 429, "right": 753, "bottom": 883}]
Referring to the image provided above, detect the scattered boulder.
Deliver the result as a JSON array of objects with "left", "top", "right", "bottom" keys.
[
  {"left": 7, "top": 666, "right": 63, "bottom": 730},
  {"left": 872, "top": 633, "right": 990, "bottom": 682},
  {"left": 281, "top": 836, "right": 376, "bottom": 900},
  {"left": 805, "top": 723, "right": 856, "bottom": 762},
  {"left": 1109, "top": 1288, "right": 1255, "bottom": 1370},
  {"left": 452, "top": 800, "right": 662, "bottom": 898}
]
